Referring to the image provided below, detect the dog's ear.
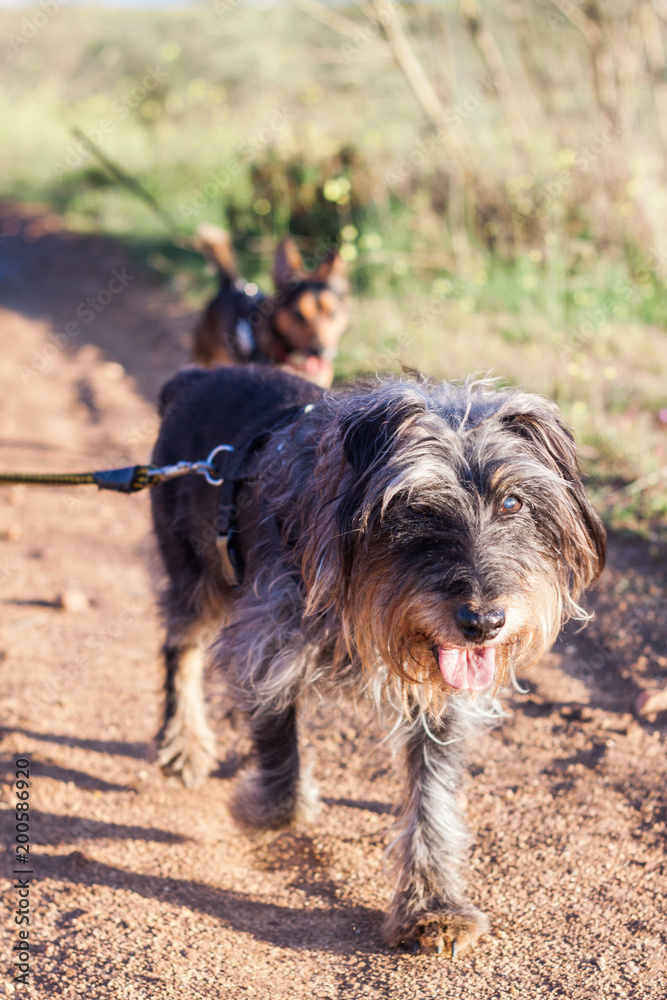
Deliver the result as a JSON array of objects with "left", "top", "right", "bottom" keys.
[
  {"left": 501, "top": 406, "right": 606, "bottom": 591},
  {"left": 338, "top": 402, "right": 396, "bottom": 579},
  {"left": 274, "top": 237, "right": 304, "bottom": 291},
  {"left": 313, "top": 250, "right": 349, "bottom": 297},
  {"left": 340, "top": 395, "right": 421, "bottom": 480},
  {"left": 336, "top": 393, "right": 425, "bottom": 580}
]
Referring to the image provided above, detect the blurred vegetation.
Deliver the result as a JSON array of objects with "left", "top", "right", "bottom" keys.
[{"left": 0, "top": 0, "right": 666, "bottom": 535}]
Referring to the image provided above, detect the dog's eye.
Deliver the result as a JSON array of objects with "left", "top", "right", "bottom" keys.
[
  {"left": 294, "top": 308, "right": 305, "bottom": 323},
  {"left": 501, "top": 495, "right": 522, "bottom": 514}
]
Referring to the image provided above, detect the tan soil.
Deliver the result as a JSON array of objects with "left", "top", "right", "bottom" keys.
[{"left": 0, "top": 205, "right": 665, "bottom": 1000}]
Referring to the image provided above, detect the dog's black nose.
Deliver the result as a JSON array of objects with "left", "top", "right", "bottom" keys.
[{"left": 455, "top": 605, "right": 505, "bottom": 642}]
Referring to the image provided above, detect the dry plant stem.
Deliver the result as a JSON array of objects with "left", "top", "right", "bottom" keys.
[
  {"left": 460, "top": 0, "right": 532, "bottom": 163},
  {"left": 547, "top": 0, "right": 603, "bottom": 48},
  {"left": 289, "top": 0, "right": 470, "bottom": 173},
  {"left": 368, "top": 0, "right": 478, "bottom": 257},
  {"left": 547, "top": 0, "right": 618, "bottom": 125},
  {"left": 288, "top": 0, "right": 390, "bottom": 55},
  {"left": 639, "top": 1, "right": 667, "bottom": 153},
  {"left": 504, "top": 3, "right": 553, "bottom": 126},
  {"left": 370, "top": 0, "right": 471, "bottom": 177}
]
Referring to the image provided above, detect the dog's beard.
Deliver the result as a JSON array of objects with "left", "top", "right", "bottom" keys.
[{"left": 335, "top": 565, "right": 563, "bottom": 711}]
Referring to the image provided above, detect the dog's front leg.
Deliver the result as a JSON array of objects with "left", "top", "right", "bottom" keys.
[
  {"left": 156, "top": 630, "right": 217, "bottom": 789},
  {"left": 384, "top": 714, "right": 489, "bottom": 957}
]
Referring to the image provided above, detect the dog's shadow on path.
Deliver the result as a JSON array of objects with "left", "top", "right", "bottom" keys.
[
  {"left": 0, "top": 754, "right": 131, "bottom": 793},
  {"left": 0, "top": 808, "right": 188, "bottom": 847},
  {"left": 36, "top": 851, "right": 386, "bottom": 955},
  {"left": 3, "top": 726, "right": 149, "bottom": 760}
]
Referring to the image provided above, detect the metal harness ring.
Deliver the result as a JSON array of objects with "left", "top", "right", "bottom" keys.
[{"left": 203, "top": 444, "right": 235, "bottom": 486}]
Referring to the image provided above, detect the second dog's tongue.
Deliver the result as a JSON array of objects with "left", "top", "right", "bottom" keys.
[{"left": 438, "top": 646, "right": 495, "bottom": 691}]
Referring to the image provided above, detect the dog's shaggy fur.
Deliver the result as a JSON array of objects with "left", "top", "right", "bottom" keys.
[{"left": 150, "top": 365, "right": 605, "bottom": 956}]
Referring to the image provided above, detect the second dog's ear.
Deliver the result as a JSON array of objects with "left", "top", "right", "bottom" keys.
[
  {"left": 274, "top": 237, "right": 304, "bottom": 291},
  {"left": 313, "top": 250, "right": 349, "bottom": 297}
]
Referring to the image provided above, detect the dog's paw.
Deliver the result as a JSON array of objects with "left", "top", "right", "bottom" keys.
[
  {"left": 157, "top": 722, "right": 217, "bottom": 789},
  {"left": 386, "top": 904, "right": 489, "bottom": 958}
]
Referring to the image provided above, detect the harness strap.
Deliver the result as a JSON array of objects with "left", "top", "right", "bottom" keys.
[
  {"left": 229, "top": 280, "right": 267, "bottom": 363},
  {"left": 232, "top": 318, "right": 256, "bottom": 361},
  {"left": 215, "top": 402, "right": 314, "bottom": 587}
]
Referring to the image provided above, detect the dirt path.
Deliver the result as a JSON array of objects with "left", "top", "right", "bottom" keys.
[{"left": 0, "top": 206, "right": 665, "bottom": 1000}]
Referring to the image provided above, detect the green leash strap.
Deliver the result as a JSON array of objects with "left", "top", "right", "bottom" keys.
[
  {"left": 0, "top": 446, "right": 236, "bottom": 495},
  {"left": 0, "top": 466, "right": 152, "bottom": 493}
]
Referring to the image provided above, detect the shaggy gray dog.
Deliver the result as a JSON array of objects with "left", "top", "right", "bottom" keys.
[{"left": 150, "top": 365, "right": 605, "bottom": 956}]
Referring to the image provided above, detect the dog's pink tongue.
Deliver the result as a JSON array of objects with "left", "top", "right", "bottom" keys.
[
  {"left": 303, "top": 356, "right": 332, "bottom": 377},
  {"left": 438, "top": 646, "right": 496, "bottom": 691},
  {"left": 287, "top": 355, "right": 333, "bottom": 386}
]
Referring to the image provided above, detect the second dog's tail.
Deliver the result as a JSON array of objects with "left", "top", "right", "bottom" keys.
[{"left": 196, "top": 223, "right": 238, "bottom": 284}]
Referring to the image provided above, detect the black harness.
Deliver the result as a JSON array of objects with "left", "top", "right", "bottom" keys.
[
  {"left": 228, "top": 280, "right": 268, "bottom": 364},
  {"left": 212, "top": 401, "right": 315, "bottom": 587}
]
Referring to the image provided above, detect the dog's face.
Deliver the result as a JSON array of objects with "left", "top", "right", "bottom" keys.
[
  {"left": 272, "top": 238, "right": 349, "bottom": 387},
  {"left": 301, "top": 380, "right": 605, "bottom": 702}
]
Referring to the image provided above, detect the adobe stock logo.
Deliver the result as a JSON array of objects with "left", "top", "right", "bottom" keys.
[{"left": 5, "top": 0, "right": 71, "bottom": 55}]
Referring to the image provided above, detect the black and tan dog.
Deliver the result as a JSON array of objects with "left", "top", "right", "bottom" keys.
[
  {"left": 193, "top": 225, "right": 349, "bottom": 388},
  {"left": 151, "top": 365, "right": 605, "bottom": 956}
]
